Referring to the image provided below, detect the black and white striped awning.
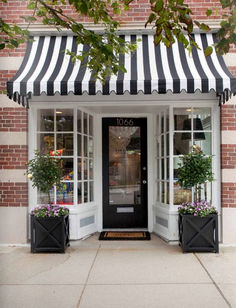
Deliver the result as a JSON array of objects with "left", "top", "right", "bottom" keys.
[{"left": 7, "top": 33, "right": 236, "bottom": 107}]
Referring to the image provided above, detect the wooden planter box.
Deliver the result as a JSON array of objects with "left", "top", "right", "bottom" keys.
[
  {"left": 178, "top": 214, "right": 219, "bottom": 253},
  {"left": 31, "top": 214, "right": 70, "bottom": 253}
]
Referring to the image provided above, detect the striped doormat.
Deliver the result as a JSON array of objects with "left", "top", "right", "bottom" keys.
[{"left": 99, "top": 231, "right": 151, "bottom": 240}]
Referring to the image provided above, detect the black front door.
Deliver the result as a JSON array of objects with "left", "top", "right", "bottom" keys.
[{"left": 102, "top": 118, "right": 148, "bottom": 228}]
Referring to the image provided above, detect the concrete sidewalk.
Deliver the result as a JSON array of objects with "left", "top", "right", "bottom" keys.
[{"left": 0, "top": 233, "right": 236, "bottom": 308}]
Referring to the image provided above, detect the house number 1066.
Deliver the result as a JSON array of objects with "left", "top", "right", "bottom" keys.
[{"left": 117, "top": 119, "right": 134, "bottom": 126}]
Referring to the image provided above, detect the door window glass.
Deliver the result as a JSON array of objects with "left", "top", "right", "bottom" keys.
[{"left": 109, "top": 126, "right": 141, "bottom": 205}]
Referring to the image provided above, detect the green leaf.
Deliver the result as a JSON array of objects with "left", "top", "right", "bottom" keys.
[
  {"left": 154, "top": 0, "right": 164, "bottom": 13},
  {"left": 204, "top": 46, "right": 213, "bottom": 56},
  {"left": 0, "top": 43, "right": 5, "bottom": 50},
  {"left": 200, "top": 23, "right": 211, "bottom": 32},
  {"left": 206, "top": 9, "right": 212, "bottom": 16}
]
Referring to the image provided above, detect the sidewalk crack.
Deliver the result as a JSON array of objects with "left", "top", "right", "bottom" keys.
[
  {"left": 194, "top": 253, "right": 232, "bottom": 308},
  {"left": 76, "top": 244, "right": 101, "bottom": 308}
]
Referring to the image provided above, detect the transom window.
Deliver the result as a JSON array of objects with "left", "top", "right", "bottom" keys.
[{"left": 37, "top": 108, "right": 94, "bottom": 205}]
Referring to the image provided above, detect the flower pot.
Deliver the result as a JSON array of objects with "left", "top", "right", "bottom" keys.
[
  {"left": 178, "top": 214, "right": 219, "bottom": 253},
  {"left": 31, "top": 214, "right": 69, "bottom": 253}
]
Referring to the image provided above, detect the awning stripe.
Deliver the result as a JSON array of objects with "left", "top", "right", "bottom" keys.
[{"left": 7, "top": 33, "right": 236, "bottom": 105}]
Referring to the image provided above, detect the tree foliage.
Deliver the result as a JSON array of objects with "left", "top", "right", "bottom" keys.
[
  {"left": 26, "top": 151, "right": 62, "bottom": 204},
  {"left": 177, "top": 146, "right": 214, "bottom": 202},
  {"left": 1, "top": 0, "right": 235, "bottom": 80}
]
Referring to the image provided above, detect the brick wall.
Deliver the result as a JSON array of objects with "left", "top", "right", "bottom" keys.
[
  {"left": 221, "top": 104, "right": 236, "bottom": 208},
  {"left": 0, "top": 182, "right": 28, "bottom": 207},
  {"left": 0, "top": 104, "right": 28, "bottom": 208}
]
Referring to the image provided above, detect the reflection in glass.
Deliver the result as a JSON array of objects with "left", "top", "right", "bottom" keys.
[
  {"left": 109, "top": 126, "right": 141, "bottom": 205},
  {"left": 56, "top": 109, "right": 73, "bottom": 131},
  {"left": 39, "top": 109, "right": 54, "bottom": 131}
]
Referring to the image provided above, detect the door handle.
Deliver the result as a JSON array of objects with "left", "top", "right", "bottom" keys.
[{"left": 142, "top": 180, "right": 147, "bottom": 184}]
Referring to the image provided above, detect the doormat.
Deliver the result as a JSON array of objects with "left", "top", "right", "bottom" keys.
[{"left": 99, "top": 231, "right": 151, "bottom": 241}]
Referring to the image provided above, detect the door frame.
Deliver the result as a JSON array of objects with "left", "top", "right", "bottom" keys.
[
  {"left": 95, "top": 113, "right": 155, "bottom": 232},
  {"left": 102, "top": 117, "right": 148, "bottom": 229}
]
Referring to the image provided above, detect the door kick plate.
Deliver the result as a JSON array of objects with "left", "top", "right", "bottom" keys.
[{"left": 117, "top": 207, "right": 134, "bottom": 213}]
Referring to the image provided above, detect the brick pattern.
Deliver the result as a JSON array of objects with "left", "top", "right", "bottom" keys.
[
  {"left": 221, "top": 183, "right": 236, "bottom": 208},
  {"left": 221, "top": 104, "right": 236, "bottom": 208},
  {"left": 0, "top": 106, "right": 28, "bottom": 207},
  {"left": 0, "top": 145, "right": 28, "bottom": 170},
  {"left": 0, "top": 106, "right": 28, "bottom": 132},
  {"left": 221, "top": 144, "right": 236, "bottom": 169},
  {"left": 0, "top": 182, "right": 28, "bottom": 207},
  {"left": 221, "top": 104, "right": 236, "bottom": 131}
]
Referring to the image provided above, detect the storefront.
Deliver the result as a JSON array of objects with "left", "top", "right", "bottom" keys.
[{"left": 7, "top": 32, "right": 236, "bottom": 241}]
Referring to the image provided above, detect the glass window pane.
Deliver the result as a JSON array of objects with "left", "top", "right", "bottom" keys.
[
  {"left": 77, "top": 110, "right": 82, "bottom": 133},
  {"left": 83, "top": 113, "right": 88, "bottom": 135},
  {"left": 38, "top": 189, "right": 54, "bottom": 204},
  {"left": 174, "top": 108, "right": 190, "bottom": 131},
  {"left": 108, "top": 126, "right": 141, "bottom": 205},
  {"left": 89, "top": 159, "right": 93, "bottom": 180},
  {"left": 61, "top": 158, "right": 73, "bottom": 178},
  {"left": 89, "top": 181, "right": 94, "bottom": 202},
  {"left": 78, "top": 182, "right": 82, "bottom": 204},
  {"left": 56, "top": 109, "right": 73, "bottom": 131},
  {"left": 174, "top": 132, "right": 190, "bottom": 155},
  {"left": 77, "top": 134, "right": 82, "bottom": 156},
  {"left": 88, "top": 137, "right": 93, "bottom": 158},
  {"left": 78, "top": 158, "right": 82, "bottom": 180},
  {"left": 195, "top": 132, "right": 212, "bottom": 155},
  {"left": 161, "top": 135, "right": 164, "bottom": 156},
  {"left": 38, "top": 133, "right": 54, "bottom": 154},
  {"left": 38, "top": 109, "right": 54, "bottom": 131},
  {"left": 89, "top": 115, "right": 93, "bottom": 136},
  {"left": 83, "top": 158, "right": 88, "bottom": 180},
  {"left": 57, "top": 134, "right": 73, "bottom": 156},
  {"left": 84, "top": 136, "right": 88, "bottom": 157},
  {"left": 57, "top": 182, "right": 74, "bottom": 205},
  {"left": 193, "top": 107, "right": 211, "bottom": 130},
  {"left": 156, "top": 182, "right": 160, "bottom": 202},
  {"left": 174, "top": 184, "right": 192, "bottom": 205},
  {"left": 84, "top": 182, "right": 88, "bottom": 203}
]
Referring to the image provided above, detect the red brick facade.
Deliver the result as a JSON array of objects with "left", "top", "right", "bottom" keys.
[{"left": 0, "top": 182, "right": 28, "bottom": 207}]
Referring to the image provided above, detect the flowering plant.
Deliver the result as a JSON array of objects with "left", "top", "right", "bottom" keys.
[
  {"left": 178, "top": 201, "right": 218, "bottom": 217},
  {"left": 31, "top": 204, "right": 69, "bottom": 218}
]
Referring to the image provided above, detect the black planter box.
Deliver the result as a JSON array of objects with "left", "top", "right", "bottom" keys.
[
  {"left": 31, "top": 214, "right": 69, "bottom": 253},
  {"left": 179, "top": 214, "right": 219, "bottom": 253}
]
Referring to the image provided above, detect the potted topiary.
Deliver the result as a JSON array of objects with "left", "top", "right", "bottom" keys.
[
  {"left": 177, "top": 145, "right": 218, "bottom": 253},
  {"left": 26, "top": 150, "right": 69, "bottom": 253}
]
